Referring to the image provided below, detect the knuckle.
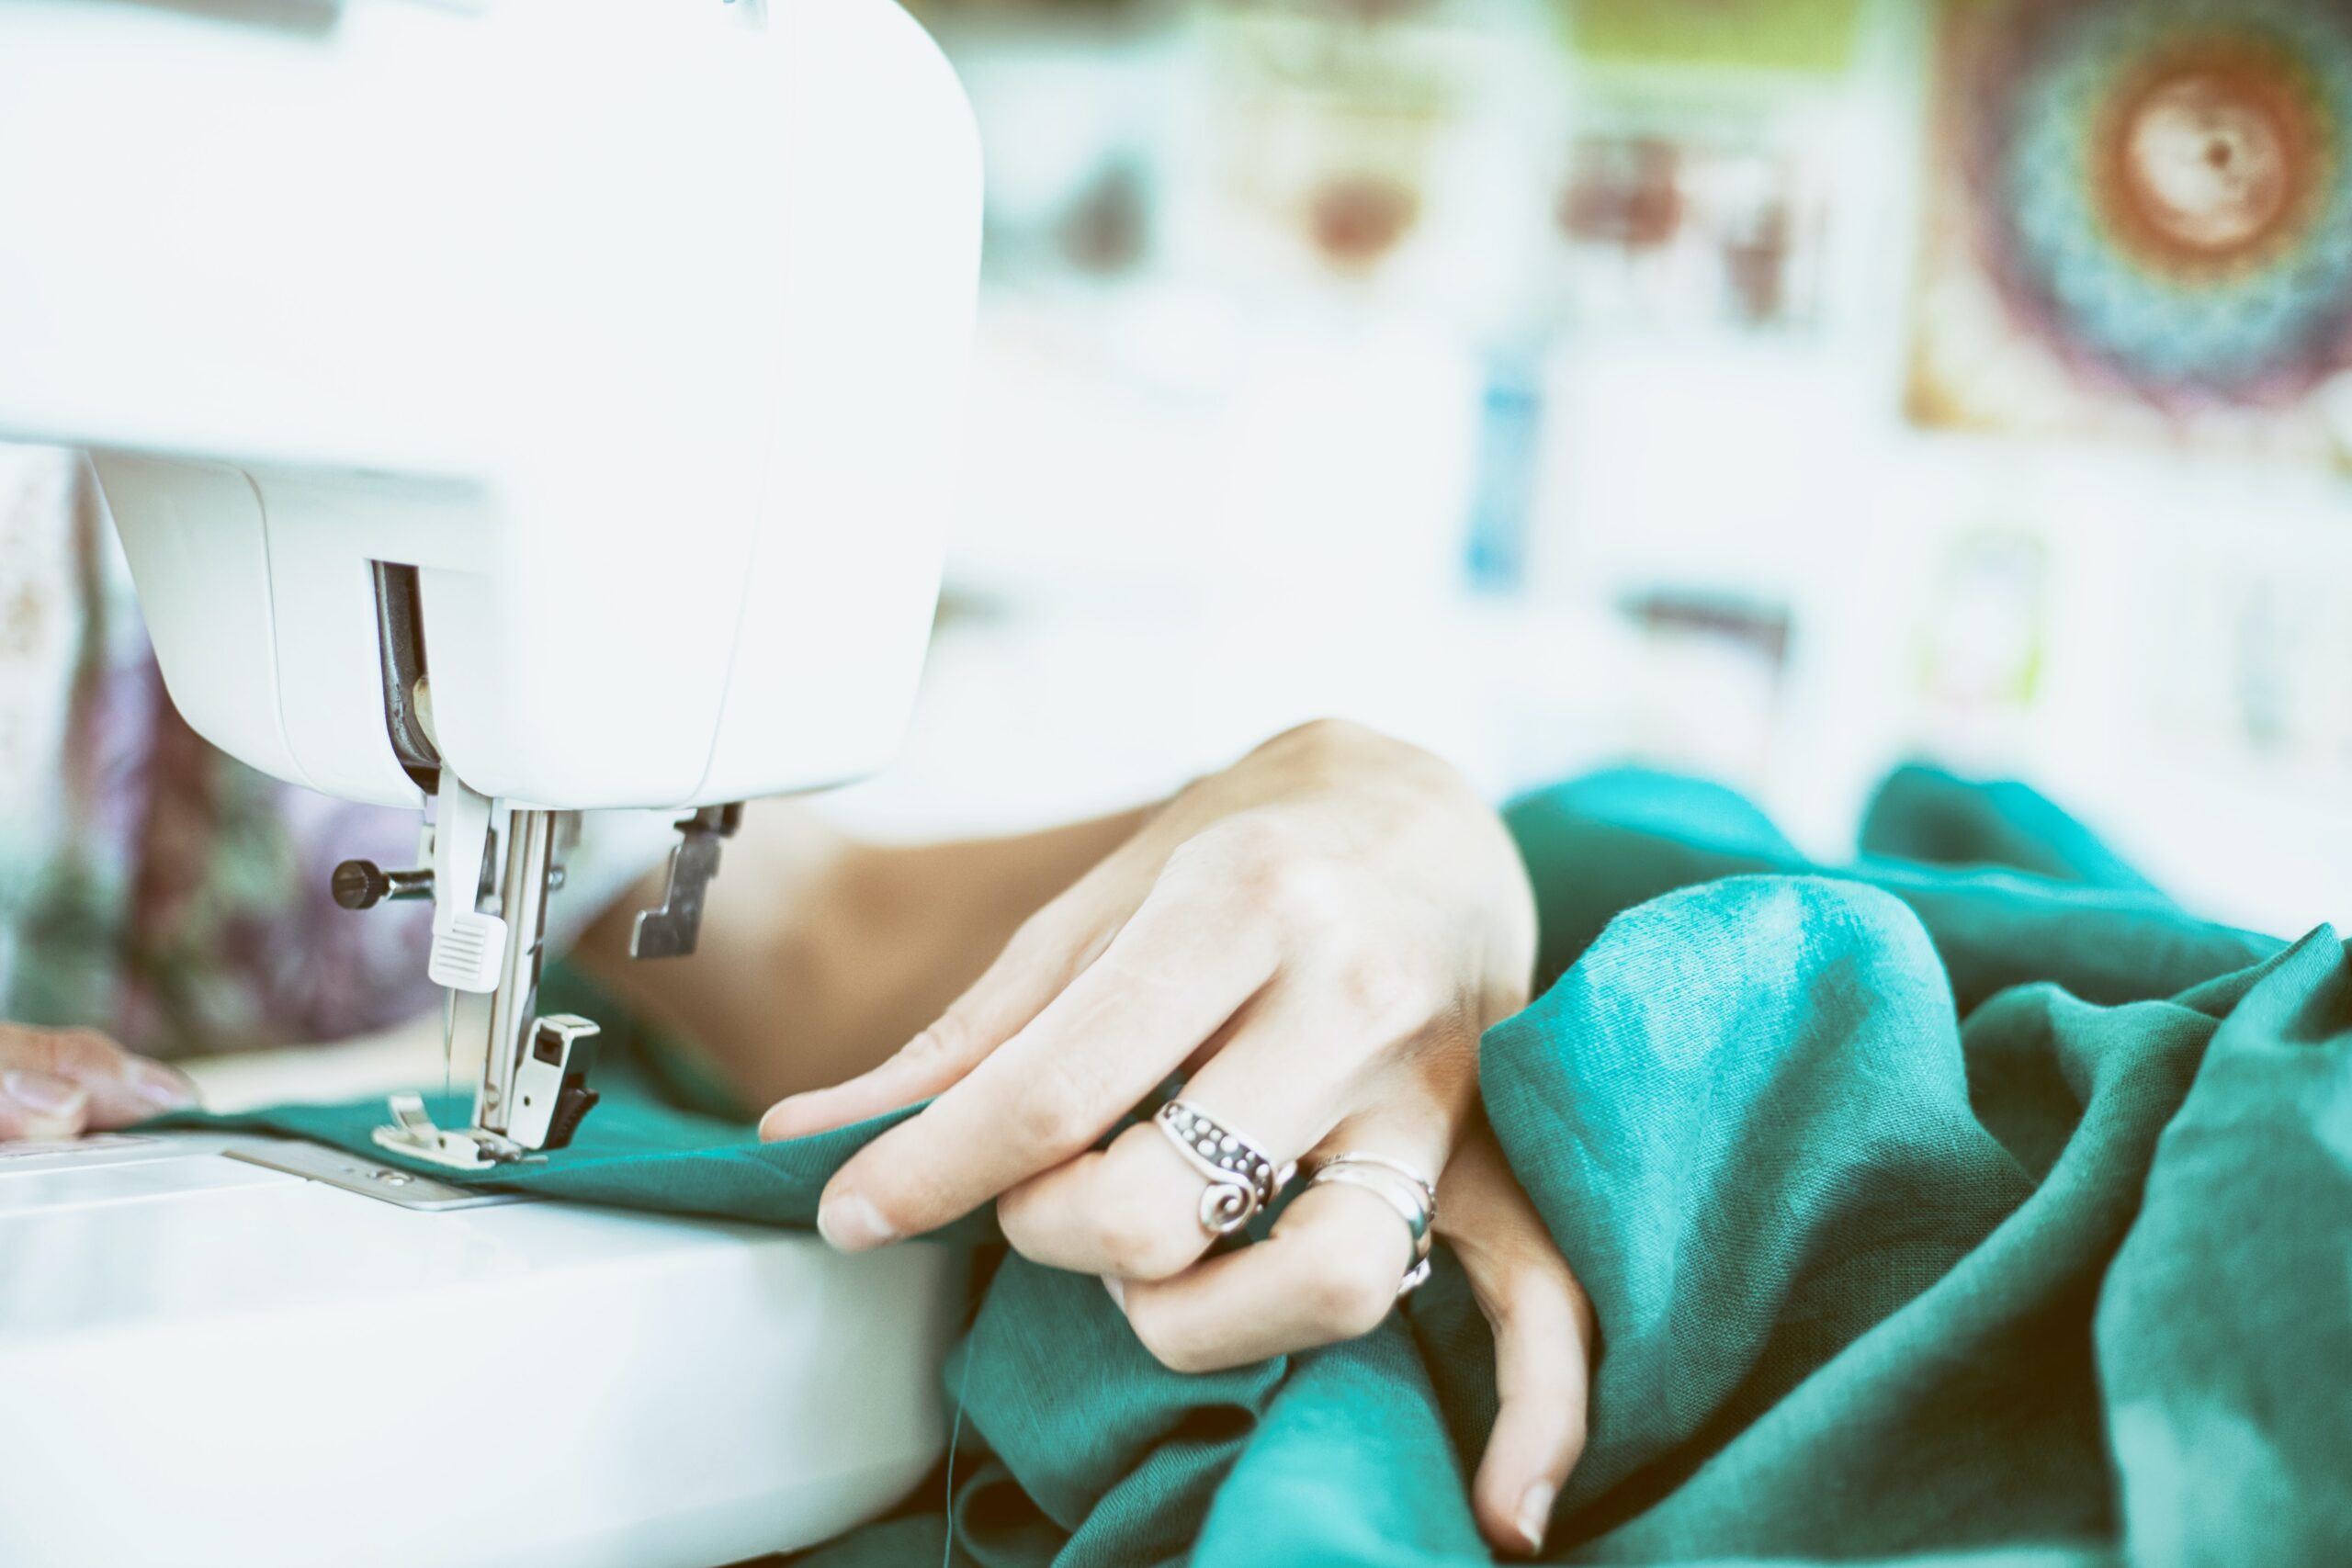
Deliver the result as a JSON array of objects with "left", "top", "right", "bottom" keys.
[
  {"left": 1010, "top": 1064, "right": 1099, "bottom": 1151},
  {"left": 1001, "top": 904, "right": 1077, "bottom": 969},
  {"left": 1333, "top": 953, "right": 1437, "bottom": 1036},
  {"left": 1211, "top": 813, "right": 1300, "bottom": 870},
  {"left": 1259, "top": 858, "right": 1342, "bottom": 927},
  {"left": 1160, "top": 823, "right": 1346, "bottom": 938},
  {"left": 899, "top": 1016, "right": 970, "bottom": 1073},
  {"left": 1213, "top": 840, "right": 1341, "bottom": 930},
  {"left": 1129, "top": 1311, "right": 1216, "bottom": 1375},
  {"left": 1272, "top": 717, "right": 1385, "bottom": 773},
  {"left": 1091, "top": 1193, "right": 1194, "bottom": 1280},
  {"left": 1483, "top": 1257, "right": 1581, "bottom": 1340},
  {"left": 1305, "top": 1251, "right": 1400, "bottom": 1338},
  {"left": 1158, "top": 828, "right": 1246, "bottom": 894}
]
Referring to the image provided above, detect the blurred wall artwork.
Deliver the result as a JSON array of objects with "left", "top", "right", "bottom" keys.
[
  {"left": 1914, "top": 527, "right": 2051, "bottom": 758},
  {"left": 1910, "top": 0, "right": 2352, "bottom": 463},
  {"left": 1196, "top": 0, "right": 1502, "bottom": 288},
  {"left": 1554, "top": 126, "right": 1832, "bottom": 333},
  {"left": 1566, "top": 0, "right": 1869, "bottom": 76}
]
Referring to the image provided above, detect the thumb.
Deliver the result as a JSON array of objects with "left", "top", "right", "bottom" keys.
[{"left": 1439, "top": 1123, "right": 1595, "bottom": 1558}]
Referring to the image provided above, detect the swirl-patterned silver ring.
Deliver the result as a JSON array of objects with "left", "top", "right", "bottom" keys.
[{"left": 1153, "top": 1100, "right": 1296, "bottom": 1236}]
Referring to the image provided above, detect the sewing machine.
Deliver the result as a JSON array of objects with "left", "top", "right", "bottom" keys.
[{"left": 0, "top": 0, "right": 979, "bottom": 1562}]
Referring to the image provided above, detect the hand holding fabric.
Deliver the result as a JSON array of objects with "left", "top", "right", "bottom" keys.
[
  {"left": 0, "top": 1022, "right": 197, "bottom": 1141},
  {"left": 760, "top": 719, "right": 1592, "bottom": 1554}
]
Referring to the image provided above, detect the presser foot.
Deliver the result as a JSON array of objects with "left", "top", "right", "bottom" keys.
[
  {"left": 370, "top": 1011, "right": 603, "bottom": 1171},
  {"left": 372, "top": 1094, "right": 534, "bottom": 1172}
]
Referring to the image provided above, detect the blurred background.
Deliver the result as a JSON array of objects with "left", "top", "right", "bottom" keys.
[{"left": 817, "top": 0, "right": 2352, "bottom": 940}]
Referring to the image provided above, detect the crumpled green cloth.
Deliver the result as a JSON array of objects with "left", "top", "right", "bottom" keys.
[{"left": 156, "top": 766, "right": 2352, "bottom": 1565}]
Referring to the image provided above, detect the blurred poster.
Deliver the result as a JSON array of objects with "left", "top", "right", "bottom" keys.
[
  {"left": 1913, "top": 527, "right": 2051, "bottom": 756},
  {"left": 1199, "top": 1, "right": 1494, "bottom": 281},
  {"left": 2146, "top": 545, "right": 2352, "bottom": 769},
  {"left": 1616, "top": 588, "right": 1794, "bottom": 785},
  {"left": 1566, "top": 0, "right": 1867, "bottom": 76},
  {"left": 1910, "top": 0, "right": 2352, "bottom": 463},
  {"left": 1554, "top": 129, "right": 1829, "bottom": 331}
]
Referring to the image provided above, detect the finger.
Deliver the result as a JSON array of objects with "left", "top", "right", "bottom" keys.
[
  {"left": 994, "top": 993, "right": 1381, "bottom": 1280},
  {"left": 812, "top": 875, "right": 1281, "bottom": 1249},
  {"left": 2, "top": 1026, "right": 195, "bottom": 1130},
  {"left": 761, "top": 898, "right": 1116, "bottom": 1142},
  {"left": 0, "top": 1068, "right": 93, "bottom": 1142},
  {"left": 1442, "top": 1127, "right": 1595, "bottom": 1559},
  {"left": 1103, "top": 1116, "right": 1450, "bottom": 1368}
]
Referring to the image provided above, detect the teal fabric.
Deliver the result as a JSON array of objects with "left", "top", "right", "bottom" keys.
[{"left": 153, "top": 769, "right": 2352, "bottom": 1565}]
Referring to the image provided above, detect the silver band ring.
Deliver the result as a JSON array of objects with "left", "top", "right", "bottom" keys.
[
  {"left": 1307, "top": 1154, "right": 1437, "bottom": 1298},
  {"left": 1155, "top": 1100, "right": 1295, "bottom": 1236}
]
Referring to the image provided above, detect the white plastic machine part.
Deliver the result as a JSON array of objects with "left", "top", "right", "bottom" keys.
[
  {"left": 0, "top": 0, "right": 981, "bottom": 815},
  {"left": 0, "top": 0, "right": 983, "bottom": 1162},
  {"left": 0, "top": 0, "right": 982, "bottom": 1555},
  {"left": 0, "top": 1132, "right": 965, "bottom": 1568}
]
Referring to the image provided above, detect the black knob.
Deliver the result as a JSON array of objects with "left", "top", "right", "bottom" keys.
[{"left": 333, "top": 860, "right": 391, "bottom": 910}]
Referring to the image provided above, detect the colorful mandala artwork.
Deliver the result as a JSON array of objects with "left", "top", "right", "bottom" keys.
[{"left": 1911, "top": 0, "right": 2352, "bottom": 459}]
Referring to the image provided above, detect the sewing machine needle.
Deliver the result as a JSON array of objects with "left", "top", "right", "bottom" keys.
[{"left": 442, "top": 987, "right": 456, "bottom": 1099}]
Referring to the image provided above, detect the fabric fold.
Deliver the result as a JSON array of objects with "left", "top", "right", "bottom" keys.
[{"left": 146, "top": 769, "right": 2346, "bottom": 1567}]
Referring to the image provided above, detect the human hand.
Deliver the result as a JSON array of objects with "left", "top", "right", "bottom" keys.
[
  {"left": 760, "top": 720, "right": 1592, "bottom": 1554},
  {"left": 0, "top": 1023, "right": 198, "bottom": 1142}
]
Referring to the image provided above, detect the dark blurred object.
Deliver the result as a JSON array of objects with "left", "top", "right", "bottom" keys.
[
  {"left": 1560, "top": 137, "right": 1683, "bottom": 251},
  {"left": 1616, "top": 588, "right": 1795, "bottom": 784},
  {"left": 1057, "top": 157, "right": 1152, "bottom": 275},
  {"left": 1306, "top": 174, "right": 1423, "bottom": 269},
  {"left": 1622, "top": 589, "right": 1792, "bottom": 670}
]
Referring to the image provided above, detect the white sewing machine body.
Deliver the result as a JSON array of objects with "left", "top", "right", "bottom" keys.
[
  {"left": 0, "top": 0, "right": 980, "bottom": 816},
  {"left": 0, "top": 1129, "right": 963, "bottom": 1568},
  {"left": 0, "top": 0, "right": 981, "bottom": 1558}
]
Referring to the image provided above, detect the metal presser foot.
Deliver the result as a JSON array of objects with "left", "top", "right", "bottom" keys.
[
  {"left": 372, "top": 1013, "right": 603, "bottom": 1171},
  {"left": 339, "top": 795, "right": 608, "bottom": 1171},
  {"left": 346, "top": 795, "right": 740, "bottom": 1172}
]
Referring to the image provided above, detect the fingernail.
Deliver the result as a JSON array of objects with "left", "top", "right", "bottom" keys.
[
  {"left": 816, "top": 1190, "right": 897, "bottom": 1251},
  {"left": 1102, "top": 1277, "right": 1125, "bottom": 1311},
  {"left": 1515, "top": 1481, "right": 1555, "bottom": 1554},
  {"left": 762, "top": 1091, "right": 835, "bottom": 1144},
  {"left": 4, "top": 1069, "right": 85, "bottom": 1116},
  {"left": 130, "top": 1061, "right": 197, "bottom": 1109}
]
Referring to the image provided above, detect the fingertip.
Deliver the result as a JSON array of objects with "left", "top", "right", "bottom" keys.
[
  {"left": 815, "top": 1187, "right": 899, "bottom": 1251},
  {"left": 1473, "top": 1432, "right": 1577, "bottom": 1558},
  {"left": 129, "top": 1059, "right": 198, "bottom": 1111},
  {"left": 758, "top": 1096, "right": 814, "bottom": 1143},
  {"left": 1, "top": 1068, "right": 91, "bottom": 1140},
  {"left": 1464, "top": 1264, "right": 1590, "bottom": 1557},
  {"left": 1512, "top": 1479, "right": 1556, "bottom": 1557},
  {"left": 761, "top": 1081, "right": 876, "bottom": 1142}
]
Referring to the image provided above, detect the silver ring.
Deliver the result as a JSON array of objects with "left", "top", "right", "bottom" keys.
[
  {"left": 1308, "top": 1154, "right": 1437, "bottom": 1298},
  {"left": 1154, "top": 1100, "right": 1295, "bottom": 1236}
]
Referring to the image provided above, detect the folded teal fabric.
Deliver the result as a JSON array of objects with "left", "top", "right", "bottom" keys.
[{"left": 153, "top": 769, "right": 2352, "bottom": 1565}]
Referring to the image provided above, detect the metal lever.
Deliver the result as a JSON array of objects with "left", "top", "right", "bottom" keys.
[
  {"left": 629, "top": 803, "right": 744, "bottom": 960},
  {"left": 505, "top": 1013, "right": 602, "bottom": 1152}
]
